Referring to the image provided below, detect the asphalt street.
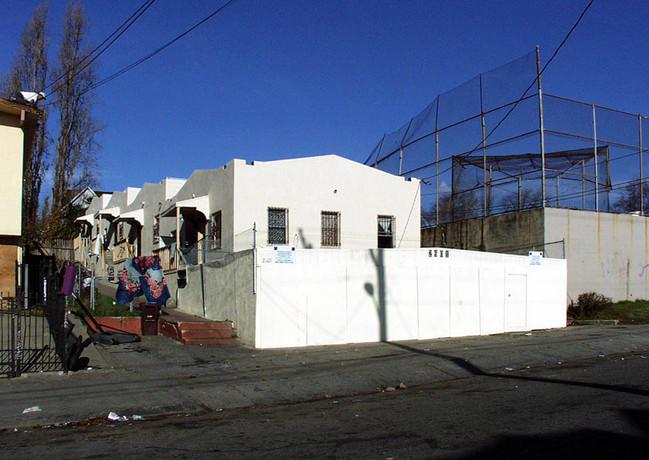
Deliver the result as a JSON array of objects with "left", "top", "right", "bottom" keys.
[
  {"left": 1, "top": 348, "right": 647, "bottom": 459},
  {"left": 0, "top": 325, "right": 648, "bottom": 458}
]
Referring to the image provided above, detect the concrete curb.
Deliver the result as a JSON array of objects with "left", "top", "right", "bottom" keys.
[{"left": 572, "top": 319, "right": 620, "bottom": 326}]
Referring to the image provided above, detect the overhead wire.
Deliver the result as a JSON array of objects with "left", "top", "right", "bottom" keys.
[
  {"left": 44, "top": 0, "right": 157, "bottom": 95},
  {"left": 374, "top": 0, "right": 596, "bottom": 183},
  {"left": 43, "top": 0, "right": 238, "bottom": 107},
  {"left": 85, "top": 0, "right": 238, "bottom": 94}
]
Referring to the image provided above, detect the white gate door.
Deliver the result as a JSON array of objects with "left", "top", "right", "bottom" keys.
[{"left": 505, "top": 274, "right": 527, "bottom": 331}]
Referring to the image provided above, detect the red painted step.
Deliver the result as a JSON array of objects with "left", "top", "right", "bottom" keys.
[{"left": 158, "top": 314, "right": 238, "bottom": 346}]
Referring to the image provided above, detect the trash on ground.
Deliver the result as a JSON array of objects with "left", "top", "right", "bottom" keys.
[
  {"left": 107, "top": 411, "right": 128, "bottom": 422},
  {"left": 22, "top": 406, "right": 42, "bottom": 414},
  {"left": 505, "top": 367, "right": 514, "bottom": 371},
  {"left": 132, "top": 415, "right": 145, "bottom": 421},
  {"left": 399, "top": 382, "right": 407, "bottom": 389},
  {"left": 384, "top": 387, "right": 396, "bottom": 392},
  {"left": 525, "top": 332, "right": 532, "bottom": 336}
]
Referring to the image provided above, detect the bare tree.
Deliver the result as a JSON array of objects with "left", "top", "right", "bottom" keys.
[
  {"left": 422, "top": 190, "right": 481, "bottom": 227},
  {"left": 614, "top": 180, "right": 649, "bottom": 214},
  {"left": 498, "top": 188, "right": 543, "bottom": 214},
  {"left": 3, "top": 2, "right": 50, "bottom": 244},
  {"left": 49, "top": 1, "right": 101, "bottom": 239}
]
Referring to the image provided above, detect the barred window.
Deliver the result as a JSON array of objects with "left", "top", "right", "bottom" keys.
[
  {"left": 377, "top": 215, "right": 395, "bottom": 248},
  {"left": 321, "top": 211, "right": 340, "bottom": 247},
  {"left": 268, "top": 208, "right": 288, "bottom": 245},
  {"left": 209, "top": 211, "right": 222, "bottom": 250}
]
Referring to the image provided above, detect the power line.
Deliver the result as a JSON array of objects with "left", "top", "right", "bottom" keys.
[
  {"left": 86, "top": 0, "right": 239, "bottom": 94},
  {"left": 372, "top": 0, "right": 596, "bottom": 181},
  {"left": 470, "top": 0, "right": 596, "bottom": 160},
  {"left": 44, "top": 0, "right": 156, "bottom": 94}
]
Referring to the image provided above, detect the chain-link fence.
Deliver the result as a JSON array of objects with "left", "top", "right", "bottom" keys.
[{"left": 365, "top": 49, "right": 649, "bottom": 227}]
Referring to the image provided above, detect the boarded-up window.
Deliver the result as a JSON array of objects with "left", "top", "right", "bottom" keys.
[
  {"left": 378, "top": 215, "right": 395, "bottom": 248},
  {"left": 268, "top": 208, "right": 288, "bottom": 245},
  {"left": 321, "top": 211, "right": 340, "bottom": 247}
]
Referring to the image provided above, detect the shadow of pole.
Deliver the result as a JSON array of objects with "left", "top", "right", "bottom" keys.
[
  {"left": 367, "top": 249, "right": 387, "bottom": 342},
  {"left": 388, "top": 341, "right": 649, "bottom": 397}
]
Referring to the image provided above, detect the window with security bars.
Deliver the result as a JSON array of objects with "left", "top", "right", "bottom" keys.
[
  {"left": 268, "top": 207, "right": 288, "bottom": 245},
  {"left": 377, "top": 215, "right": 395, "bottom": 248},
  {"left": 209, "top": 211, "right": 222, "bottom": 249},
  {"left": 321, "top": 211, "right": 340, "bottom": 247}
]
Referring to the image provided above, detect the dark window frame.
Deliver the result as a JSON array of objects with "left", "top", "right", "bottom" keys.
[
  {"left": 321, "top": 211, "right": 341, "bottom": 247},
  {"left": 209, "top": 210, "right": 222, "bottom": 250},
  {"left": 268, "top": 207, "right": 288, "bottom": 245},
  {"left": 377, "top": 215, "right": 395, "bottom": 248}
]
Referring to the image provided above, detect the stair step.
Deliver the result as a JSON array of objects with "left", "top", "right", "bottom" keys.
[
  {"left": 180, "top": 328, "right": 237, "bottom": 339},
  {"left": 176, "top": 321, "right": 234, "bottom": 331},
  {"left": 181, "top": 337, "right": 238, "bottom": 346}
]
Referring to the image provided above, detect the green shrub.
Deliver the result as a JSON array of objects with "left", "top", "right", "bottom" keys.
[{"left": 568, "top": 292, "right": 613, "bottom": 319}]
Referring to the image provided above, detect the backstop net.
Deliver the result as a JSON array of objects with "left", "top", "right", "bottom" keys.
[{"left": 365, "top": 49, "right": 649, "bottom": 227}]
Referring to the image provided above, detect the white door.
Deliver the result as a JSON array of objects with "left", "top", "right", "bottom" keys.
[{"left": 505, "top": 274, "right": 527, "bottom": 331}]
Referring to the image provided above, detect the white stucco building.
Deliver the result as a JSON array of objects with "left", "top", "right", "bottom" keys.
[{"left": 155, "top": 155, "right": 421, "bottom": 266}]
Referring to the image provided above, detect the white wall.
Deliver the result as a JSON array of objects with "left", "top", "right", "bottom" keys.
[
  {"left": 0, "top": 114, "right": 24, "bottom": 236},
  {"left": 253, "top": 247, "right": 567, "bottom": 348},
  {"left": 232, "top": 155, "right": 421, "bottom": 252}
]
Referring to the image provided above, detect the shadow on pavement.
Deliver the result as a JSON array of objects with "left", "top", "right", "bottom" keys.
[{"left": 388, "top": 341, "right": 649, "bottom": 397}]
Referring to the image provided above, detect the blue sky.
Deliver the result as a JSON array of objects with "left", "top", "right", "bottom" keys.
[{"left": 1, "top": 0, "right": 648, "bottom": 194}]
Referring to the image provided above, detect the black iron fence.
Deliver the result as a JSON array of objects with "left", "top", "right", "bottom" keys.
[{"left": 0, "top": 260, "right": 68, "bottom": 378}]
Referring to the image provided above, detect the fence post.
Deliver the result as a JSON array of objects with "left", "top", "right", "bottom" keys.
[{"left": 536, "top": 46, "right": 547, "bottom": 208}]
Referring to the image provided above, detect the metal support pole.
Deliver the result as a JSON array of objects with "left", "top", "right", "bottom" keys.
[
  {"left": 536, "top": 46, "right": 547, "bottom": 207},
  {"left": 480, "top": 74, "right": 488, "bottom": 217},
  {"left": 176, "top": 207, "right": 181, "bottom": 268},
  {"left": 435, "top": 94, "right": 440, "bottom": 225},
  {"left": 435, "top": 130, "right": 440, "bottom": 225},
  {"left": 90, "top": 260, "right": 95, "bottom": 311},
  {"left": 23, "top": 264, "right": 28, "bottom": 309},
  {"left": 518, "top": 177, "right": 522, "bottom": 211},
  {"left": 252, "top": 222, "right": 257, "bottom": 295},
  {"left": 581, "top": 160, "right": 586, "bottom": 209},
  {"left": 592, "top": 104, "right": 599, "bottom": 212},
  {"left": 640, "top": 115, "right": 644, "bottom": 215}
]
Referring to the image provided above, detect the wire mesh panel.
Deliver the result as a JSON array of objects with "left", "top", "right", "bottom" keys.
[{"left": 366, "top": 48, "right": 649, "bottom": 226}]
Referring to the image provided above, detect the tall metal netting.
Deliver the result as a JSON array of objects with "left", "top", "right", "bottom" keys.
[{"left": 365, "top": 49, "right": 649, "bottom": 227}]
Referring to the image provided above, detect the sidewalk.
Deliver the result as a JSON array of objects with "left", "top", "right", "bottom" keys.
[{"left": 1, "top": 324, "right": 648, "bottom": 430}]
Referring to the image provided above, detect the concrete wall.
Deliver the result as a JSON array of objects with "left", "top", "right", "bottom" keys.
[
  {"left": 175, "top": 249, "right": 256, "bottom": 344},
  {"left": 421, "top": 208, "right": 545, "bottom": 255},
  {"left": 158, "top": 155, "right": 421, "bottom": 253},
  {"left": 0, "top": 112, "right": 24, "bottom": 237},
  {"left": 254, "top": 247, "right": 566, "bottom": 348},
  {"left": 233, "top": 155, "right": 421, "bottom": 251},
  {"left": 545, "top": 208, "right": 649, "bottom": 302}
]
